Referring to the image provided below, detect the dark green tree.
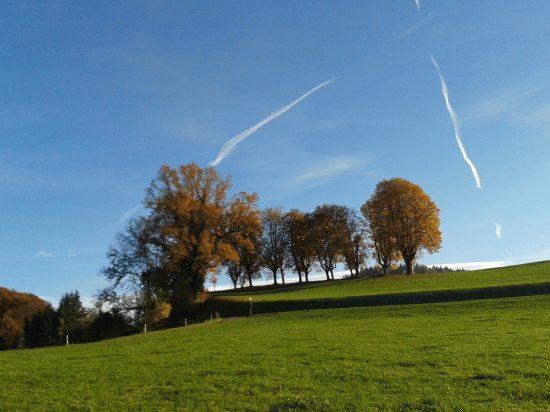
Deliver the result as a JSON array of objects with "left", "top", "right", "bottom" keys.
[
  {"left": 57, "top": 290, "right": 87, "bottom": 343},
  {"left": 24, "top": 305, "right": 62, "bottom": 348}
]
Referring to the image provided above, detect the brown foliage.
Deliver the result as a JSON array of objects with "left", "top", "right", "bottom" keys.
[
  {"left": 260, "top": 207, "right": 290, "bottom": 284},
  {"left": 310, "top": 204, "right": 348, "bottom": 280},
  {"left": 286, "top": 209, "right": 316, "bottom": 283},
  {"left": 144, "top": 163, "right": 260, "bottom": 307},
  {"left": 0, "top": 287, "right": 48, "bottom": 350}
]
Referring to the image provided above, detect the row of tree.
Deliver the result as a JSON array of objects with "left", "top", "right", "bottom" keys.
[
  {"left": 226, "top": 177, "right": 441, "bottom": 288},
  {"left": 0, "top": 289, "right": 133, "bottom": 350},
  {"left": 226, "top": 204, "right": 367, "bottom": 289},
  {"left": 101, "top": 163, "right": 442, "bottom": 326},
  {"left": 23, "top": 291, "right": 133, "bottom": 348}
]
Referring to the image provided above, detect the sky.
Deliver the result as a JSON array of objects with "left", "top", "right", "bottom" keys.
[{"left": 1, "top": 1, "right": 550, "bottom": 304}]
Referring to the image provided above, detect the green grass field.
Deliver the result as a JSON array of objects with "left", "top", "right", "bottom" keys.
[
  {"left": 2, "top": 262, "right": 550, "bottom": 411},
  {"left": 215, "top": 261, "right": 550, "bottom": 302}
]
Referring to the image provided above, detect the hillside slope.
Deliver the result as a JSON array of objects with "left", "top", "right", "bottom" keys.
[
  {"left": 1, "top": 295, "right": 550, "bottom": 410},
  {"left": 214, "top": 261, "right": 550, "bottom": 302}
]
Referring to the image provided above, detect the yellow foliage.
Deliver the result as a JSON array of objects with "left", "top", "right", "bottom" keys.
[{"left": 145, "top": 302, "right": 172, "bottom": 325}]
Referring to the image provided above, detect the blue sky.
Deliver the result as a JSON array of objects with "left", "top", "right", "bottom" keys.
[{"left": 1, "top": 1, "right": 550, "bottom": 303}]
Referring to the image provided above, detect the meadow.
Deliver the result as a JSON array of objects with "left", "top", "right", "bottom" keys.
[
  {"left": 215, "top": 261, "right": 550, "bottom": 302},
  {"left": 1, "top": 274, "right": 550, "bottom": 410}
]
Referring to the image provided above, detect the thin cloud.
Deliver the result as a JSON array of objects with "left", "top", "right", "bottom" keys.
[
  {"left": 67, "top": 250, "right": 77, "bottom": 258},
  {"left": 496, "top": 223, "right": 502, "bottom": 239},
  {"left": 36, "top": 250, "right": 54, "bottom": 258},
  {"left": 397, "top": 14, "right": 433, "bottom": 40},
  {"left": 465, "top": 84, "right": 541, "bottom": 122},
  {"left": 290, "top": 157, "right": 365, "bottom": 192},
  {"left": 431, "top": 56, "right": 482, "bottom": 189},
  {"left": 118, "top": 204, "right": 143, "bottom": 224},
  {"left": 519, "top": 104, "right": 550, "bottom": 127},
  {"left": 209, "top": 78, "right": 335, "bottom": 167},
  {"left": 414, "top": 0, "right": 421, "bottom": 11},
  {"left": 296, "top": 158, "right": 360, "bottom": 182}
]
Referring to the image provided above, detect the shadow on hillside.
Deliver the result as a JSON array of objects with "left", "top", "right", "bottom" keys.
[{"left": 201, "top": 282, "right": 550, "bottom": 318}]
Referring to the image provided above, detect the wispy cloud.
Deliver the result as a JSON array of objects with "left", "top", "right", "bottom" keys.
[
  {"left": 465, "top": 84, "right": 541, "bottom": 122},
  {"left": 414, "top": 0, "right": 421, "bottom": 11},
  {"left": 295, "top": 158, "right": 359, "bottom": 184},
  {"left": 67, "top": 250, "right": 77, "bottom": 258},
  {"left": 518, "top": 104, "right": 550, "bottom": 127},
  {"left": 431, "top": 56, "right": 482, "bottom": 189},
  {"left": 287, "top": 157, "right": 374, "bottom": 193},
  {"left": 209, "top": 78, "right": 335, "bottom": 167},
  {"left": 118, "top": 204, "right": 143, "bottom": 224},
  {"left": 397, "top": 14, "right": 433, "bottom": 40},
  {"left": 496, "top": 223, "right": 502, "bottom": 239},
  {"left": 36, "top": 250, "right": 54, "bottom": 258}
]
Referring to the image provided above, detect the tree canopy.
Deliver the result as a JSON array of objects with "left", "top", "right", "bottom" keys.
[
  {"left": 0, "top": 288, "right": 48, "bottom": 350},
  {"left": 362, "top": 178, "right": 441, "bottom": 275},
  {"left": 102, "top": 163, "right": 260, "bottom": 319},
  {"left": 100, "top": 163, "right": 443, "bottom": 324}
]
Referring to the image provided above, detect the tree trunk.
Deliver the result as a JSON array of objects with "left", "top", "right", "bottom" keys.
[
  {"left": 305, "top": 270, "right": 309, "bottom": 283},
  {"left": 297, "top": 271, "right": 303, "bottom": 283},
  {"left": 272, "top": 269, "right": 278, "bottom": 285},
  {"left": 405, "top": 260, "right": 414, "bottom": 275},
  {"left": 232, "top": 279, "right": 237, "bottom": 289},
  {"left": 403, "top": 251, "right": 416, "bottom": 275},
  {"left": 330, "top": 269, "right": 335, "bottom": 280},
  {"left": 280, "top": 269, "right": 285, "bottom": 284},
  {"left": 247, "top": 273, "right": 253, "bottom": 287},
  {"left": 324, "top": 268, "right": 330, "bottom": 280}
]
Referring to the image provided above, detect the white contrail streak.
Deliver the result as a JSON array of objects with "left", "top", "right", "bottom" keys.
[
  {"left": 496, "top": 223, "right": 502, "bottom": 239},
  {"left": 414, "top": 0, "right": 421, "bottom": 11},
  {"left": 209, "top": 78, "right": 335, "bottom": 167},
  {"left": 431, "top": 56, "right": 482, "bottom": 189}
]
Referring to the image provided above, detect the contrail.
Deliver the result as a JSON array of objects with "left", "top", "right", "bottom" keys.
[
  {"left": 414, "top": 0, "right": 421, "bottom": 11},
  {"left": 496, "top": 223, "right": 502, "bottom": 239},
  {"left": 396, "top": 14, "right": 433, "bottom": 40},
  {"left": 209, "top": 78, "right": 335, "bottom": 167},
  {"left": 431, "top": 56, "right": 482, "bottom": 189}
]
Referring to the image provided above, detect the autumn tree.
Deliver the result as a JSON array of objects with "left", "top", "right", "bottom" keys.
[
  {"left": 260, "top": 207, "right": 290, "bottom": 284},
  {"left": 102, "top": 163, "right": 260, "bottom": 319},
  {"left": 366, "top": 178, "right": 441, "bottom": 275},
  {"left": 100, "top": 216, "right": 169, "bottom": 321},
  {"left": 238, "top": 235, "right": 263, "bottom": 287},
  {"left": 0, "top": 288, "right": 47, "bottom": 350},
  {"left": 361, "top": 197, "right": 398, "bottom": 275},
  {"left": 310, "top": 204, "right": 347, "bottom": 280},
  {"left": 226, "top": 192, "right": 263, "bottom": 288},
  {"left": 225, "top": 261, "right": 244, "bottom": 290},
  {"left": 340, "top": 206, "right": 368, "bottom": 277},
  {"left": 286, "top": 209, "right": 315, "bottom": 283}
]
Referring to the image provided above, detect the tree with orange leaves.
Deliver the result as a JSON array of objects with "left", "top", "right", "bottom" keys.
[
  {"left": 363, "top": 178, "right": 441, "bottom": 275},
  {"left": 144, "top": 163, "right": 260, "bottom": 312},
  {"left": 103, "top": 163, "right": 261, "bottom": 319}
]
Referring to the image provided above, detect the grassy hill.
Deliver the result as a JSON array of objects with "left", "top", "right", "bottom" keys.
[
  {"left": 2, "top": 261, "right": 550, "bottom": 411},
  {"left": 214, "top": 261, "right": 550, "bottom": 302},
  {"left": 203, "top": 261, "right": 550, "bottom": 317}
]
